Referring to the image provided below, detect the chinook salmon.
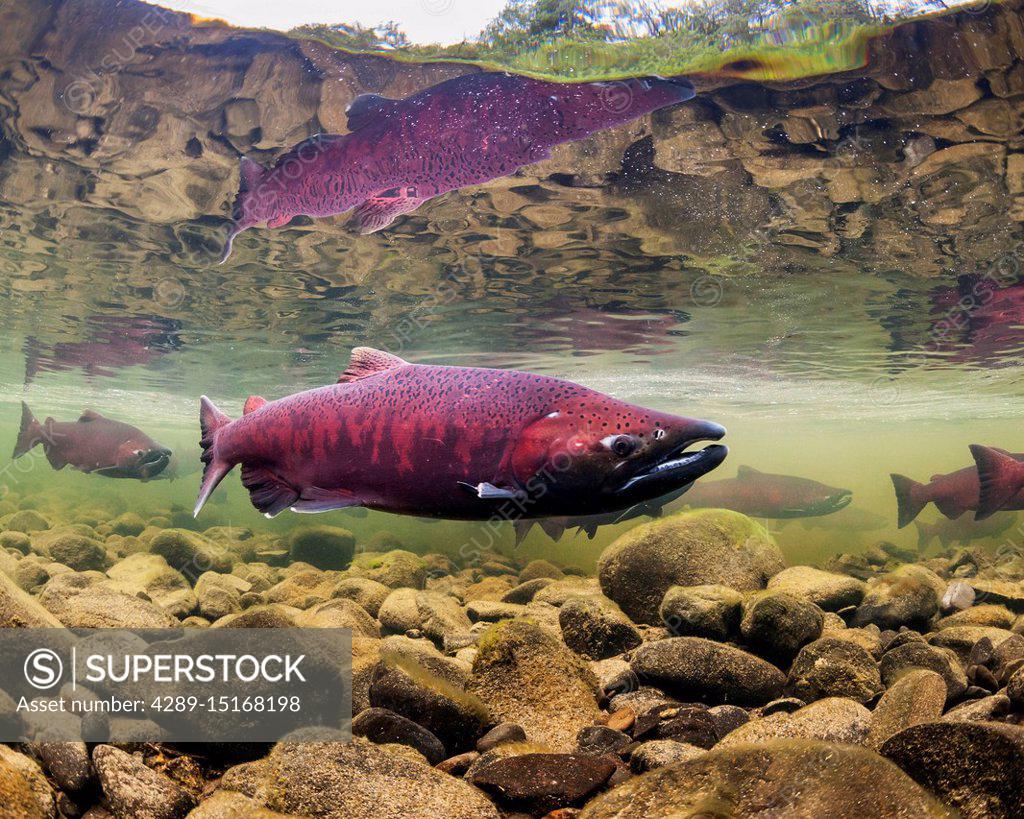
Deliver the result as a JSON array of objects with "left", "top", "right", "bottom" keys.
[
  {"left": 219, "top": 72, "right": 696, "bottom": 260},
  {"left": 677, "top": 466, "right": 852, "bottom": 519},
  {"left": 891, "top": 449, "right": 1024, "bottom": 527},
  {"left": 914, "top": 510, "right": 1016, "bottom": 547},
  {"left": 193, "top": 348, "right": 727, "bottom": 526},
  {"left": 970, "top": 445, "right": 1024, "bottom": 520},
  {"left": 13, "top": 403, "right": 172, "bottom": 480}
]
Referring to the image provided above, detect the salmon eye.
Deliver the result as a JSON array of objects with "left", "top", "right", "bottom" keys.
[
  {"left": 610, "top": 434, "right": 638, "bottom": 457},
  {"left": 653, "top": 428, "right": 666, "bottom": 440}
]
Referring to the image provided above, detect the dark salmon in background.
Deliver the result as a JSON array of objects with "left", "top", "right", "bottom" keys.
[
  {"left": 219, "top": 72, "right": 696, "bottom": 260},
  {"left": 676, "top": 466, "right": 852, "bottom": 519},
  {"left": 13, "top": 403, "right": 173, "bottom": 480},
  {"left": 892, "top": 450, "right": 1024, "bottom": 527},
  {"left": 193, "top": 347, "right": 727, "bottom": 532}
]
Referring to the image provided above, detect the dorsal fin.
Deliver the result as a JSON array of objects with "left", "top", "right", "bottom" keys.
[
  {"left": 737, "top": 465, "right": 761, "bottom": 477},
  {"left": 338, "top": 347, "right": 408, "bottom": 383},
  {"left": 346, "top": 94, "right": 403, "bottom": 131},
  {"left": 243, "top": 395, "right": 268, "bottom": 415},
  {"left": 78, "top": 409, "right": 103, "bottom": 422}
]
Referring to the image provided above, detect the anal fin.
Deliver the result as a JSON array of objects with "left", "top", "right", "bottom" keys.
[
  {"left": 241, "top": 464, "right": 299, "bottom": 518},
  {"left": 291, "top": 486, "right": 360, "bottom": 514},
  {"left": 353, "top": 188, "right": 427, "bottom": 234}
]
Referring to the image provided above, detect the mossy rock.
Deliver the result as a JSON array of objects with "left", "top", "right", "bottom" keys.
[
  {"left": 4, "top": 510, "right": 51, "bottom": 533},
  {"left": 287, "top": 525, "right": 355, "bottom": 570},
  {"left": 598, "top": 509, "right": 784, "bottom": 624},
  {"left": 46, "top": 534, "right": 109, "bottom": 572},
  {"left": 149, "top": 528, "right": 232, "bottom": 581}
]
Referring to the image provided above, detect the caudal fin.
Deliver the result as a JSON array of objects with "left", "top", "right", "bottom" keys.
[
  {"left": 12, "top": 402, "right": 43, "bottom": 459},
  {"left": 971, "top": 444, "right": 1024, "bottom": 520},
  {"left": 194, "top": 396, "right": 235, "bottom": 517},
  {"left": 891, "top": 473, "right": 928, "bottom": 528},
  {"left": 218, "top": 157, "right": 266, "bottom": 264}
]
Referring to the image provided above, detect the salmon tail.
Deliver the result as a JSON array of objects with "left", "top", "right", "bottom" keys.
[
  {"left": 971, "top": 444, "right": 1024, "bottom": 521},
  {"left": 12, "top": 401, "right": 44, "bottom": 459},
  {"left": 194, "top": 396, "right": 235, "bottom": 517},
  {"left": 891, "top": 473, "right": 928, "bottom": 528},
  {"left": 218, "top": 157, "right": 266, "bottom": 264}
]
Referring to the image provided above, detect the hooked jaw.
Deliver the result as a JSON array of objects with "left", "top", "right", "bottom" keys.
[
  {"left": 618, "top": 420, "right": 727, "bottom": 495},
  {"left": 136, "top": 447, "right": 172, "bottom": 479}
]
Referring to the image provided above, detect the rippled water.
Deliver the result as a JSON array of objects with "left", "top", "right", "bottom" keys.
[{"left": 1, "top": 0, "right": 1023, "bottom": 567}]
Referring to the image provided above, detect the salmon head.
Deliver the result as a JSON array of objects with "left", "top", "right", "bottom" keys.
[
  {"left": 544, "top": 76, "right": 697, "bottom": 137},
  {"left": 110, "top": 438, "right": 173, "bottom": 480},
  {"left": 509, "top": 394, "right": 726, "bottom": 516}
]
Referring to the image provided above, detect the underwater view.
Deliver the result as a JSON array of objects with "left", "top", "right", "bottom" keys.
[{"left": 3, "top": 0, "right": 1024, "bottom": 815}]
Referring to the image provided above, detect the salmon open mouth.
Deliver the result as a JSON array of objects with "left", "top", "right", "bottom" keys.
[{"left": 619, "top": 438, "right": 729, "bottom": 494}]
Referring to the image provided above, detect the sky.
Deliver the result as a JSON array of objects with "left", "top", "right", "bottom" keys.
[{"left": 161, "top": 0, "right": 511, "bottom": 44}]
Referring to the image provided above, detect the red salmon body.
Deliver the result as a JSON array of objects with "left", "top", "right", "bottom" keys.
[
  {"left": 220, "top": 72, "right": 696, "bottom": 260},
  {"left": 12, "top": 403, "right": 172, "bottom": 480},
  {"left": 194, "top": 348, "right": 727, "bottom": 524},
  {"left": 678, "top": 466, "right": 852, "bottom": 519}
]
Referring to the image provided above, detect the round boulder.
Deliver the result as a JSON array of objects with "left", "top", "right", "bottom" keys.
[
  {"left": 579, "top": 738, "right": 952, "bottom": 818},
  {"left": 287, "top": 526, "right": 355, "bottom": 571},
  {"left": 598, "top": 510, "right": 784, "bottom": 624}
]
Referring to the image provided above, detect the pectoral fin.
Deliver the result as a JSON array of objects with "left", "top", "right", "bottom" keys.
[
  {"left": 458, "top": 481, "right": 521, "bottom": 500},
  {"left": 353, "top": 189, "right": 427, "bottom": 234},
  {"left": 290, "top": 486, "right": 361, "bottom": 514}
]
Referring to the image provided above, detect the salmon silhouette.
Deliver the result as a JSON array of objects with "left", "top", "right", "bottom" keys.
[
  {"left": 677, "top": 466, "right": 852, "bottom": 519},
  {"left": 914, "top": 510, "right": 1016, "bottom": 548},
  {"left": 193, "top": 347, "right": 727, "bottom": 527},
  {"left": 891, "top": 450, "right": 1024, "bottom": 527},
  {"left": 219, "top": 72, "right": 696, "bottom": 260},
  {"left": 13, "top": 403, "right": 172, "bottom": 480},
  {"left": 970, "top": 444, "right": 1024, "bottom": 520}
]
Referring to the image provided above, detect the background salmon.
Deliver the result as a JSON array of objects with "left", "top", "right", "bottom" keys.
[
  {"left": 676, "top": 465, "right": 852, "bottom": 518},
  {"left": 219, "top": 72, "right": 696, "bottom": 260},
  {"left": 193, "top": 347, "right": 727, "bottom": 525},
  {"left": 12, "top": 403, "right": 172, "bottom": 480},
  {"left": 970, "top": 444, "right": 1024, "bottom": 519},
  {"left": 892, "top": 449, "right": 1024, "bottom": 527}
]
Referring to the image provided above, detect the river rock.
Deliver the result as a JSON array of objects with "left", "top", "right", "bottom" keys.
[
  {"left": 597, "top": 509, "right": 784, "bottom": 624},
  {"left": 46, "top": 534, "right": 108, "bottom": 572},
  {"left": 93, "top": 744, "right": 196, "bottom": 819},
  {"left": 658, "top": 584, "right": 742, "bottom": 640},
  {"left": 719, "top": 697, "right": 870, "bottom": 747},
  {"left": 369, "top": 645, "right": 489, "bottom": 754},
  {"left": 739, "top": 590, "right": 823, "bottom": 662},
  {"left": 786, "top": 636, "right": 883, "bottom": 703},
  {"left": 294, "top": 597, "right": 380, "bottom": 637},
  {"left": 881, "top": 721, "right": 1024, "bottom": 818},
  {"left": 148, "top": 529, "right": 232, "bottom": 581},
  {"left": 579, "top": 738, "right": 952, "bottom": 817},
  {"left": 39, "top": 572, "right": 178, "bottom": 628},
  {"left": 330, "top": 577, "right": 390, "bottom": 617},
  {"left": 866, "top": 669, "right": 947, "bottom": 749},
  {"left": 193, "top": 571, "right": 250, "bottom": 620},
  {"left": 106, "top": 553, "right": 196, "bottom": 617},
  {"left": 351, "top": 707, "right": 446, "bottom": 765},
  {"left": 468, "top": 618, "right": 601, "bottom": 752},
  {"left": 629, "top": 739, "right": 706, "bottom": 772},
  {"left": 880, "top": 641, "right": 968, "bottom": 700},
  {"left": 0, "top": 568, "right": 64, "bottom": 627},
  {"left": 467, "top": 752, "right": 615, "bottom": 813},
  {"left": 185, "top": 790, "right": 300, "bottom": 818},
  {"left": 0, "top": 744, "right": 55, "bottom": 818},
  {"left": 219, "top": 739, "right": 500, "bottom": 818},
  {"left": 767, "top": 565, "right": 866, "bottom": 610},
  {"left": 853, "top": 565, "right": 945, "bottom": 630},
  {"left": 378, "top": 588, "right": 472, "bottom": 644},
  {"left": 349, "top": 550, "right": 428, "bottom": 589},
  {"left": 559, "top": 595, "right": 642, "bottom": 659},
  {"left": 629, "top": 637, "right": 785, "bottom": 705},
  {"left": 287, "top": 526, "right": 355, "bottom": 570},
  {"left": 518, "top": 559, "right": 564, "bottom": 582}
]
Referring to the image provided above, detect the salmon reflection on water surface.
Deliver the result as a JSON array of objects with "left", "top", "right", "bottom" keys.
[
  {"left": 220, "top": 72, "right": 697, "bottom": 259},
  {"left": 193, "top": 347, "right": 728, "bottom": 534}
]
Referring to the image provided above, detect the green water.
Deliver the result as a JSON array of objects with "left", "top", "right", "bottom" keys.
[{"left": 1, "top": 0, "right": 1023, "bottom": 572}]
